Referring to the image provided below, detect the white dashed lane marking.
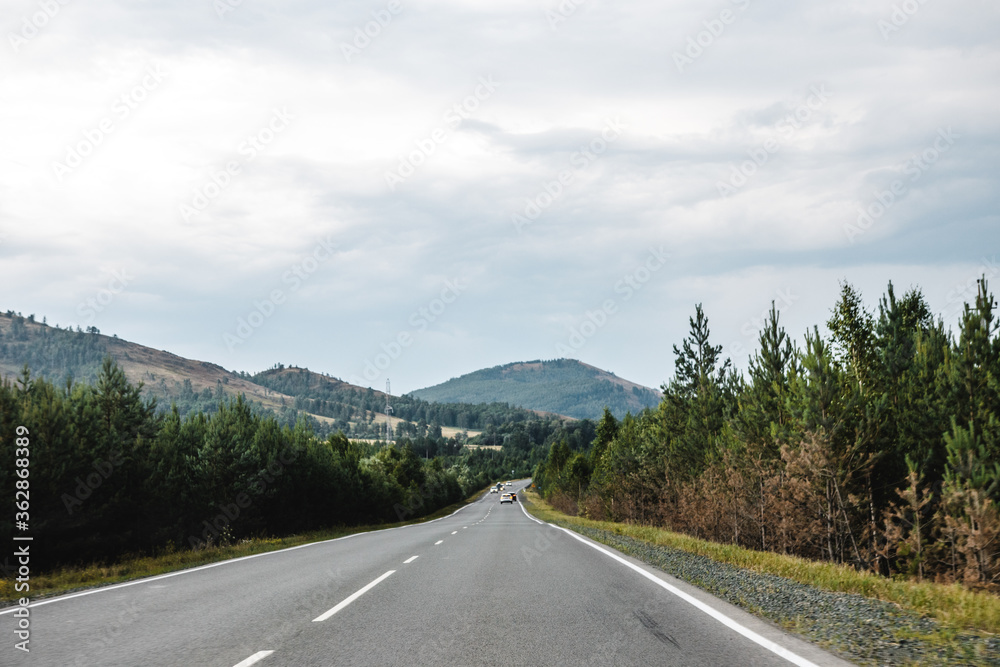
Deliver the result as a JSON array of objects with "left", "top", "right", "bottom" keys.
[
  {"left": 312, "top": 570, "right": 395, "bottom": 622},
  {"left": 233, "top": 651, "right": 274, "bottom": 666}
]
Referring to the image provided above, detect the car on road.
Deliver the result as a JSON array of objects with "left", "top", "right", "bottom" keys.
[
  {"left": 500, "top": 493, "right": 513, "bottom": 504},
  {"left": 490, "top": 487, "right": 498, "bottom": 493},
  {"left": 510, "top": 491, "right": 517, "bottom": 502}
]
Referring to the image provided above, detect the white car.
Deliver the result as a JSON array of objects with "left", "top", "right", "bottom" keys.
[
  {"left": 490, "top": 487, "right": 498, "bottom": 494},
  {"left": 500, "top": 493, "right": 513, "bottom": 504}
]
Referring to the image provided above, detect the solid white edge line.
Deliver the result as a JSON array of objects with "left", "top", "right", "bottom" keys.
[
  {"left": 518, "top": 498, "right": 819, "bottom": 667},
  {"left": 233, "top": 650, "right": 274, "bottom": 667},
  {"left": 312, "top": 570, "right": 395, "bottom": 622},
  {"left": 0, "top": 500, "right": 474, "bottom": 616},
  {"left": 518, "top": 500, "right": 543, "bottom": 524},
  {"left": 404, "top": 555, "right": 419, "bottom": 564},
  {"left": 0, "top": 532, "right": 361, "bottom": 616},
  {"left": 551, "top": 525, "right": 821, "bottom": 667}
]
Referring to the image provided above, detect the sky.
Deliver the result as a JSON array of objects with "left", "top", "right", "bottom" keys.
[{"left": 1, "top": 0, "right": 998, "bottom": 395}]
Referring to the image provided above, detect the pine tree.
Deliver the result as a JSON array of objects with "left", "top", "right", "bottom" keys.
[
  {"left": 658, "top": 304, "right": 735, "bottom": 479},
  {"left": 737, "top": 302, "right": 797, "bottom": 456},
  {"left": 590, "top": 407, "right": 619, "bottom": 469}
]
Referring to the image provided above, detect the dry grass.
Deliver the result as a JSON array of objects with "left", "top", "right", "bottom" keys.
[
  {"left": 0, "top": 487, "right": 490, "bottom": 606},
  {"left": 522, "top": 490, "right": 1000, "bottom": 636}
]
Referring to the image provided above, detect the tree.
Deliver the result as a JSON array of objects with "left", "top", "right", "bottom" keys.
[
  {"left": 737, "top": 301, "right": 797, "bottom": 457},
  {"left": 659, "top": 304, "right": 736, "bottom": 478},
  {"left": 828, "top": 282, "right": 877, "bottom": 394},
  {"left": 590, "top": 407, "right": 619, "bottom": 469}
]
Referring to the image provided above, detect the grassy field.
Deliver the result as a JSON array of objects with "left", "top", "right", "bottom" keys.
[
  {"left": 521, "top": 490, "right": 1000, "bottom": 637},
  {"left": 0, "top": 488, "right": 488, "bottom": 607}
]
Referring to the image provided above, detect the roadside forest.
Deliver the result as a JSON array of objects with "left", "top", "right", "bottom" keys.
[
  {"left": 536, "top": 279, "right": 1000, "bottom": 590},
  {"left": 0, "top": 358, "right": 564, "bottom": 570}
]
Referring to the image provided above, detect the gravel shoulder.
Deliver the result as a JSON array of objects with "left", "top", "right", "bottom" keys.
[{"left": 540, "top": 518, "right": 1000, "bottom": 666}]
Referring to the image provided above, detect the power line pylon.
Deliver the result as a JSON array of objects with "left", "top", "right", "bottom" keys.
[{"left": 384, "top": 379, "right": 393, "bottom": 443}]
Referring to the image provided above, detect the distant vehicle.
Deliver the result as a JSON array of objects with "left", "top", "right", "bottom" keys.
[
  {"left": 510, "top": 491, "right": 517, "bottom": 502},
  {"left": 500, "top": 493, "right": 513, "bottom": 504},
  {"left": 490, "top": 487, "right": 498, "bottom": 494}
]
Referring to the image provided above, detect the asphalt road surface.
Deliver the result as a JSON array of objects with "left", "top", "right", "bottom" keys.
[{"left": 2, "top": 481, "right": 853, "bottom": 666}]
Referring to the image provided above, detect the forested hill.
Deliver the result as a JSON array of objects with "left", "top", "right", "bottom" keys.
[
  {"left": 0, "top": 311, "right": 563, "bottom": 438},
  {"left": 0, "top": 311, "right": 293, "bottom": 417},
  {"left": 251, "top": 366, "right": 549, "bottom": 431},
  {"left": 409, "top": 359, "right": 662, "bottom": 419}
]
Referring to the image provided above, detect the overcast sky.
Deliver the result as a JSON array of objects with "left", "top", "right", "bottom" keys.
[{"left": 1, "top": 0, "right": 998, "bottom": 394}]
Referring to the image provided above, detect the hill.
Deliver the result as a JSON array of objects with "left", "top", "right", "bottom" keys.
[
  {"left": 409, "top": 359, "right": 662, "bottom": 419},
  {"left": 0, "top": 311, "right": 556, "bottom": 440},
  {"left": 0, "top": 311, "right": 307, "bottom": 418},
  {"left": 250, "top": 366, "right": 555, "bottom": 435}
]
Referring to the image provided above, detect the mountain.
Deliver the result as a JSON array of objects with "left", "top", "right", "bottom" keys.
[
  {"left": 0, "top": 311, "right": 552, "bottom": 439},
  {"left": 0, "top": 310, "right": 306, "bottom": 418},
  {"left": 409, "top": 359, "right": 663, "bottom": 419}
]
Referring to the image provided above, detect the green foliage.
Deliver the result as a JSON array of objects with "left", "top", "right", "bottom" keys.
[
  {"left": 0, "top": 359, "right": 479, "bottom": 570},
  {"left": 827, "top": 282, "right": 878, "bottom": 393},
  {"left": 0, "top": 313, "right": 108, "bottom": 383},
  {"left": 250, "top": 365, "right": 545, "bottom": 438},
  {"left": 409, "top": 358, "right": 661, "bottom": 419},
  {"left": 590, "top": 407, "right": 618, "bottom": 469},
  {"left": 658, "top": 303, "right": 737, "bottom": 478},
  {"left": 533, "top": 279, "right": 1000, "bottom": 591},
  {"left": 736, "top": 302, "right": 797, "bottom": 456}
]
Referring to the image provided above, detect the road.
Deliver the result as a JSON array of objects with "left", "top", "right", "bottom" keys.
[{"left": 3, "top": 482, "right": 853, "bottom": 666}]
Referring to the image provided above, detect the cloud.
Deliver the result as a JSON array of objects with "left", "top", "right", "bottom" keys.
[{"left": 1, "top": 0, "right": 997, "bottom": 392}]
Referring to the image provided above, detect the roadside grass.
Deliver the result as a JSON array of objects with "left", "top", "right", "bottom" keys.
[
  {"left": 521, "top": 490, "right": 1000, "bottom": 637},
  {"left": 0, "top": 488, "right": 487, "bottom": 606}
]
